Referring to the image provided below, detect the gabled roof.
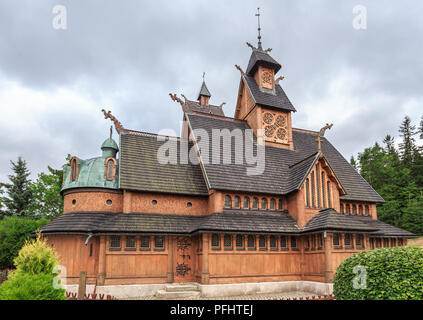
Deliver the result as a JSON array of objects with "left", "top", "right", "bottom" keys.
[
  {"left": 304, "top": 209, "right": 377, "bottom": 232},
  {"left": 183, "top": 99, "right": 225, "bottom": 117},
  {"left": 186, "top": 112, "right": 385, "bottom": 202},
  {"left": 243, "top": 75, "right": 296, "bottom": 112},
  {"left": 246, "top": 49, "right": 281, "bottom": 75},
  {"left": 119, "top": 131, "right": 209, "bottom": 196}
]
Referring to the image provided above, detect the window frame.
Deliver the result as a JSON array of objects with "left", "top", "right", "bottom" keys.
[
  {"left": 224, "top": 234, "right": 233, "bottom": 251},
  {"left": 109, "top": 235, "right": 121, "bottom": 251},
  {"left": 247, "top": 235, "right": 256, "bottom": 251},
  {"left": 211, "top": 233, "right": 221, "bottom": 250},
  {"left": 154, "top": 236, "right": 165, "bottom": 251},
  {"left": 236, "top": 234, "right": 245, "bottom": 250},
  {"left": 125, "top": 235, "right": 136, "bottom": 251},
  {"left": 140, "top": 235, "right": 151, "bottom": 251},
  {"left": 259, "top": 235, "right": 267, "bottom": 251}
]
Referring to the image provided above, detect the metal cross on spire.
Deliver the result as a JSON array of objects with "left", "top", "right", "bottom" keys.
[{"left": 255, "top": 7, "right": 263, "bottom": 50}]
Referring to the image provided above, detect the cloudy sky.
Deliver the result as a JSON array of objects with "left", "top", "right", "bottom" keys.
[{"left": 0, "top": 0, "right": 422, "bottom": 182}]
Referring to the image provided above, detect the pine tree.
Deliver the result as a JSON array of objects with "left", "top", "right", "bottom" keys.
[
  {"left": 419, "top": 115, "right": 423, "bottom": 139},
  {"left": 398, "top": 116, "right": 417, "bottom": 167},
  {"left": 2, "top": 157, "right": 33, "bottom": 217}
]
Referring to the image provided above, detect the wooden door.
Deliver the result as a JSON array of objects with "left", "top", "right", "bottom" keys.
[{"left": 174, "top": 236, "right": 195, "bottom": 282}]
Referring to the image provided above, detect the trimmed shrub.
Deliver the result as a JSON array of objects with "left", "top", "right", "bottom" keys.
[
  {"left": 0, "top": 273, "right": 65, "bottom": 300},
  {"left": 0, "top": 234, "right": 65, "bottom": 300},
  {"left": 334, "top": 246, "right": 423, "bottom": 300},
  {"left": 11, "top": 234, "right": 60, "bottom": 278},
  {"left": 0, "top": 216, "right": 49, "bottom": 269}
]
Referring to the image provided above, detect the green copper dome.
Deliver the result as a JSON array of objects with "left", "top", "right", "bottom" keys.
[
  {"left": 101, "top": 137, "right": 119, "bottom": 159},
  {"left": 61, "top": 156, "right": 119, "bottom": 192}
]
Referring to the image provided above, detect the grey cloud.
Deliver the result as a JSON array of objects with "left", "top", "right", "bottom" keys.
[{"left": 0, "top": 0, "right": 422, "bottom": 181}]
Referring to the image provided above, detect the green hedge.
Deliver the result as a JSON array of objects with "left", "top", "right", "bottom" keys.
[
  {"left": 334, "top": 246, "right": 423, "bottom": 300},
  {"left": 0, "top": 217, "right": 49, "bottom": 269},
  {"left": 0, "top": 274, "right": 65, "bottom": 300}
]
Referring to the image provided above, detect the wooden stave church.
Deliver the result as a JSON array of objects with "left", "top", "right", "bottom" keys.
[{"left": 40, "top": 39, "right": 415, "bottom": 288}]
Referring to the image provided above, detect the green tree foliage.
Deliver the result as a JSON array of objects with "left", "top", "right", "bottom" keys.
[
  {"left": 0, "top": 235, "right": 65, "bottom": 300},
  {"left": 1, "top": 157, "right": 32, "bottom": 217},
  {"left": 0, "top": 217, "right": 49, "bottom": 270},
  {"left": 354, "top": 115, "right": 423, "bottom": 235},
  {"left": 27, "top": 166, "right": 63, "bottom": 219},
  {"left": 334, "top": 247, "right": 423, "bottom": 300},
  {"left": 350, "top": 156, "right": 358, "bottom": 170}
]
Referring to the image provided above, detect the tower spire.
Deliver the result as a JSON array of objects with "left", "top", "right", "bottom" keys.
[{"left": 255, "top": 7, "right": 262, "bottom": 50}]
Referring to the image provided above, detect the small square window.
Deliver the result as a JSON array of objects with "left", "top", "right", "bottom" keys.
[
  {"left": 270, "top": 235, "right": 277, "bottom": 250},
  {"left": 247, "top": 235, "right": 256, "bottom": 250},
  {"left": 125, "top": 236, "right": 136, "bottom": 251},
  {"left": 140, "top": 236, "right": 150, "bottom": 250},
  {"left": 211, "top": 234, "right": 220, "bottom": 249},
  {"left": 259, "top": 235, "right": 267, "bottom": 250},
  {"left": 236, "top": 234, "right": 244, "bottom": 250},
  {"left": 333, "top": 234, "right": 340, "bottom": 247},
  {"left": 280, "top": 236, "right": 287, "bottom": 250},
  {"left": 224, "top": 234, "right": 233, "bottom": 250},
  {"left": 290, "top": 236, "right": 297, "bottom": 250},
  {"left": 110, "top": 235, "right": 121, "bottom": 251},
  {"left": 154, "top": 236, "right": 164, "bottom": 250}
]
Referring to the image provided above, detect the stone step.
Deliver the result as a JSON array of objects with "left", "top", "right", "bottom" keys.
[
  {"left": 165, "top": 284, "right": 199, "bottom": 292},
  {"left": 155, "top": 290, "right": 200, "bottom": 299}
]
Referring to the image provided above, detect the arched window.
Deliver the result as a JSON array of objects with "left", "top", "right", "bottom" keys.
[
  {"left": 340, "top": 204, "right": 344, "bottom": 214},
  {"left": 311, "top": 171, "right": 316, "bottom": 207},
  {"left": 359, "top": 205, "right": 363, "bottom": 215},
  {"left": 365, "top": 205, "right": 369, "bottom": 215},
  {"left": 261, "top": 198, "right": 268, "bottom": 210},
  {"left": 327, "top": 181, "right": 332, "bottom": 208},
  {"left": 346, "top": 204, "right": 351, "bottom": 214},
  {"left": 305, "top": 178, "right": 311, "bottom": 207},
  {"left": 316, "top": 164, "right": 321, "bottom": 208},
  {"left": 278, "top": 199, "right": 284, "bottom": 211},
  {"left": 105, "top": 158, "right": 115, "bottom": 181},
  {"left": 243, "top": 197, "right": 250, "bottom": 209},
  {"left": 234, "top": 196, "right": 240, "bottom": 208},
  {"left": 321, "top": 172, "right": 326, "bottom": 208},
  {"left": 270, "top": 198, "right": 276, "bottom": 210},
  {"left": 252, "top": 197, "right": 258, "bottom": 209},
  {"left": 352, "top": 204, "right": 357, "bottom": 215},
  {"left": 70, "top": 157, "right": 79, "bottom": 181},
  {"left": 224, "top": 195, "right": 232, "bottom": 208}
]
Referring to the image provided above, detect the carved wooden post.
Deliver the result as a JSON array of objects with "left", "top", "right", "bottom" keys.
[
  {"left": 324, "top": 233, "right": 334, "bottom": 283},
  {"left": 300, "top": 237, "right": 305, "bottom": 279},
  {"left": 167, "top": 236, "right": 174, "bottom": 283},
  {"left": 201, "top": 233, "right": 210, "bottom": 284},
  {"left": 78, "top": 271, "right": 86, "bottom": 300},
  {"left": 97, "top": 236, "right": 106, "bottom": 285}
]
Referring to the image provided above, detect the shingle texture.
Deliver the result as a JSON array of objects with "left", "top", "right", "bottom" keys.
[
  {"left": 304, "top": 209, "right": 377, "bottom": 232},
  {"left": 243, "top": 75, "right": 296, "bottom": 112},
  {"left": 40, "top": 210, "right": 414, "bottom": 237},
  {"left": 186, "top": 113, "right": 384, "bottom": 202},
  {"left": 183, "top": 100, "right": 225, "bottom": 116},
  {"left": 119, "top": 132, "right": 208, "bottom": 195}
]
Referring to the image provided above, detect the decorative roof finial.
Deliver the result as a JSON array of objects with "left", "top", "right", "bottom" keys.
[
  {"left": 109, "top": 125, "right": 113, "bottom": 139},
  {"left": 101, "top": 109, "right": 125, "bottom": 134},
  {"left": 316, "top": 123, "right": 333, "bottom": 153},
  {"left": 255, "top": 7, "right": 262, "bottom": 50},
  {"left": 202, "top": 72, "right": 205, "bottom": 82}
]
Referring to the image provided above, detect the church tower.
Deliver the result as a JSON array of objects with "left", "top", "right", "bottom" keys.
[{"left": 234, "top": 8, "right": 296, "bottom": 150}]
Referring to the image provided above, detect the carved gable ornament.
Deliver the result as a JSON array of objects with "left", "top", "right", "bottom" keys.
[{"left": 262, "top": 110, "right": 288, "bottom": 144}]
